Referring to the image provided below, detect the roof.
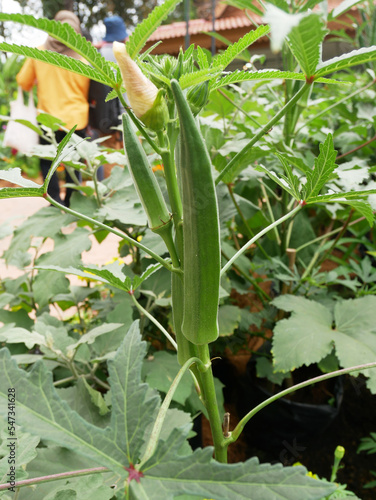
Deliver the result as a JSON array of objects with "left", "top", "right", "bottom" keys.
[{"left": 147, "top": 13, "right": 260, "bottom": 42}]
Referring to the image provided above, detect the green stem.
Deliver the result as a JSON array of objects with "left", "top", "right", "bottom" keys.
[
  {"left": 130, "top": 292, "right": 178, "bottom": 350},
  {"left": 215, "top": 83, "right": 311, "bottom": 185},
  {"left": 196, "top": 344, "right": 227, "bottom": 463},
  {"left": 225, "top": 361, "right": 376, "bottom": 447},
  {"left": 157, "top": 131, "right": 183, "bottom": 227},
  {"left": 260, "top": 182, "right": 281, "bottom": 245},
  {"left": 221, "top": 204, "right": 302, "bottom": 276},
  {"left": 139, "top": 356, "right": 205, "bottom": 468},
  {"left": 227, "top": 183, "right": 270, "bottom": 260},
  {"left": 217, "top": 89, "right": 262, "bottom": 128},
  {"left": 295, "top": 216, "right": 365, "bottom": 253},
  {"left": 45, "top": 194, "right": 174, "bottom": 273},
  {"left": 0, "top": 467, "right": 109, "bottom": 491},
  {"left": 117, "top": 92, "right": 161, "bottom": 155},
  {"left": 295, "top": 78, "right": 376, "bottom": 135}
]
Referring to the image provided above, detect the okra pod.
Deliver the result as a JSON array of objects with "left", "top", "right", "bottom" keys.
[
  {"left": 122, "top": 113, "right": 179, "bottom": 267},
  {"left": 171, "top": 79, "right": 220, "bottom": 345}
]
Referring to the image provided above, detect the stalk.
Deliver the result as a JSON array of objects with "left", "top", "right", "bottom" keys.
[
  {"left": 139, "top": 356, "right": 205, "bottom": 468},
  {"left": 45, "top": 194, "right": 175, "bottom": 273},
  {"left": 221, "top": 204, "right": 302, "bottom": 276},
  {"left": 215, "top": 83, "right": 311, "bottom": 185},
  {"left": 196, "top": 344, "right": 227, "bottom": 463},
  {"left": 225, "top": 361, "right": 376, "bottom": 448},
  {"left": 0, "top": 468, "right": 109, "bottom": 491}
]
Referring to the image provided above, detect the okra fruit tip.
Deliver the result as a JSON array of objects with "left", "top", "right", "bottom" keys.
[{"left": 170, "top": 79, "right": 220, "bottom": 345}]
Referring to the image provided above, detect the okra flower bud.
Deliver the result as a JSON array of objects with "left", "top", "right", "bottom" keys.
[{"left": 113, "top": 41, "right": 169, "bottom": 131}]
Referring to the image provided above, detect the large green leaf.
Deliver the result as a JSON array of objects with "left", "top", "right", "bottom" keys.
[
  {"left": 304, "top": 134, "right": 338, "bottom": 200},
  {"left": 0, "top": 322, "right": 160, "bottom": 478},
  {"left": 131, "top": 429, "right": 335, "bottom": 499},
  {"left": 287, "top": 13, "right": 328, "bottom": 77},
  {"left": 272, "top": 295, "right": 376, "bottom": 392},
  {"left": 0, "top": 14, "right": 115, "bottom": 85},
  {"left": 126, "top": 0, "right": 183, "bottom": 58},
  {"left": 316, "top": 46, "right": 376, "bottom": 77}
]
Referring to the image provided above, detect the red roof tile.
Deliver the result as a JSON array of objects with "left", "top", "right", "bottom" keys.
[{"left": 148, "top": 14, "right": 260, "bottom": 42}]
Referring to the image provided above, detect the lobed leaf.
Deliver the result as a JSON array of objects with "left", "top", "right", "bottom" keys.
[
  {"left": 126, "top": 0, "right": 183, "bottom": 58},
  {"left": 213, "top": 25, "right": 270, "bottom": 69},
  {"left": 0, "top": 13, "right": 115, "bottom": 85},
  {"left": 304, "top": 134, "right": 338, "bottom": 200},
  {"left": 134, "top": 429, "right": 336, "bottom": 499},
  {"left": 272, "top": 295, "right": 376, "bottom": 392},
  {"left": 276, "top": 153, "right": 301, "bottom": 200},
  {"left": 287, "top": 13, "right": 328, "bottom": 77},
  {"left": 306, "top": 188, "right": 376, "bottom": 204}
]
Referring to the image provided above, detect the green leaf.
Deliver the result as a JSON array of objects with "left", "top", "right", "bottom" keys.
[
  {"left": 179, "top": 68, "right": 222, "bottom": 90},
  {"left": 213, "top": 25, "right": 270, "bottom": 69},
  {"left": 223, "top": 0, "right": 264, "bottom": 16},
  {"left": 0, "top": 426, "right": 39, "bottom": 484},
  {"left": 210, "top": 69, "right": 342, "bottom": 91},
  {"left": 142, "top": 351, "right": 193, "bottom": 406},
  {"left": 0, "top": 14, "right": 115, "bottom": 85},
  {"left": 306, "top": 188, "right": 376, "bottom": 204},
  {"left": 304, "top": 134, "right": 338, "bottom": 200},
  {"left": 36, "top": 227, "right": 92, "bottom": 268},
  {"left": 0, "top": 321, "right": 161, "bottom": 478},
  {"left": 133, "top": 430, "right": 336, "bottom": 499},
  {"left": 218, "top": 305, "right": 241, "bottom": 336},
  {"left": 275, "top": 153, "right": 301, "bottom": 200},
  {"left": 67, "top": 323, "right": 124, "bottom": 351},
  {"left": 272, "top": 295, "right": 376, "bottom": 392},
  {"left": 272, "top": 296, "right": 334, "bottom": 372},
  {"left": 316, "top": 46, "right": 376, "bottom": 77},
  {"left": 334, "top": 200, "right": 375, "bottom": 226},
  {"left": 0, "top": 324, "right": 45, "bottom": 349},
  {"left": 287, "top": 13, "right": 328, "bottom": 77},
  {"left": 126, "top": 0, "right": 183, "bottom": 58},
  {"left": 254, "top": 165, "right": 297, "bottom": 198},
  {"left": 0, "top": 167, "right": 44, "bottom": 199},
  {"left": 196, "top": 46, "right": 209, "bottom": 70},
  {"left": 329, "top": 0, "right": 365, "bottom": 20}
]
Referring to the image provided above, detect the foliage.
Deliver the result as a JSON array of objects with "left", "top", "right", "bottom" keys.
[{"left": 1, "top": 0, "right": 376, "bottom": 497}]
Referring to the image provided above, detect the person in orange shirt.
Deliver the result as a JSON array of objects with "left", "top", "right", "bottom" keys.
[{"left": 16, "top": 10, "right": 90, "bottom": 206}]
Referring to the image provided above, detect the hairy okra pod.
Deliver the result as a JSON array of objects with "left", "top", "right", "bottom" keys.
[{"left": 171, "top": 79, "right": 220, "bottom": 345}]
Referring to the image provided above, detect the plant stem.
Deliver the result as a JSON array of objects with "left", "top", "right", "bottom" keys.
[
  {"left": 157, "top": 131, "right": 183, "bottom": 228},
  {"left": 227, "top": 183, "right": 270, "bottom": 259},
  {"left": 117, "top": 93, "right": 162, "bottom": 155},
  {"left": 260, "top": 182, "right": 281, "bottom": 245},
  {"left": 295, "top": 78, "right": 376, "bottom": 135},
  {"left": 139, "top": 356, "right": 205, "bottom": 468},
  {"left": 215, "top": 83, "right": 311, "bottom": 185},
  {"left": 225, "top": 361, "right": 376, "bottom": 447},
  {"left": 221, "top": 204, "right": 302, "bottom": 276},
  {"left": 336, "top": 134, "right": 376, "bottom": 160},
  {"left": 217, "top": 89, "right": 262, "bottom": 128},
  {"left": 295, "top": 216, "right": 365, "bottom": 253},
  {"left": 0, "top": 467, "right": 109, "bottom": 491},
  {"left": 45, "top": 194, "right": 174, "bottom": 273},
  {"left": 196, "top": 344, "right": 227, "bottom": 463},
  {"left": 130, "top": 292, "right": 178, "bottom": 350}
]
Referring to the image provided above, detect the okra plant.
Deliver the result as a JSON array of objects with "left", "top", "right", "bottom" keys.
[{"left": 1, "top": 0, "right": 376, "bottom": 498}]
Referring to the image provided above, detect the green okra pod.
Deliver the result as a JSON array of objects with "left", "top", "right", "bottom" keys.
[
  {"left": 171, "top": 79, "right": 220, "bottom": 345},
  {"left": 122, "top": 113, "right": 179, "bottom": 267}
]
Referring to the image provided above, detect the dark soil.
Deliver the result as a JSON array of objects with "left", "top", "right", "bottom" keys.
[{"left": 206, "top": 359, "right": 376, "bottom": 499}]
